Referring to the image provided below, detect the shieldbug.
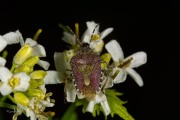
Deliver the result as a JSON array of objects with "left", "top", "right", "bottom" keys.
[{"left": 68, "top": 24, "right": 102, "bottom": 101}]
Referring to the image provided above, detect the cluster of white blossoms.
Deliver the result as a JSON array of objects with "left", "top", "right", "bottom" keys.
[
  {"left": 0, "top": 21, "right": 147, "bottom": 120},
  {"left": 0, "top": 30, "right": 60, "bottom": 120},
  {"left": 54, "top": 21, "right": 147, "bottom": 117}
]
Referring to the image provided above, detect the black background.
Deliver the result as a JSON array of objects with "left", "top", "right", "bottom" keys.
[{"left": 0, "top": 0, "right": 177, "bottom": 120}]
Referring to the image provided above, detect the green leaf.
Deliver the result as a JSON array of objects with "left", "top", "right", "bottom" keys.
[
  {"left": 106, "top": 89, "right": 135, "bottom": 120},
  {"left": 61, "top": 103, "right": 78, "bottom": 120},
  {"left": 75, "top": 99, "right": 88, "bottom": 113}
]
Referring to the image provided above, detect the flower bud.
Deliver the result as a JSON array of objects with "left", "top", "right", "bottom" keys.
[
  {"left": 30, "top": 70, "right": 47, "bottom": 80},
  {"left": 13, "top": 44, "right": 33, "bottom": 65},
  {"left": 64, "top": 49, "right": 74, "bottom": 70},
  {"left": 14, "top": 92, "right": 30, "bottom": 106},
  {"left": 22, "top": 55, "right": 39, "bottom": 67},
  {"left": 29, "top": 79, "right": 44, "bottom": 89},
  {"left": 101, "top": 53, "right": 111, "bottom": 69},
  {"left": 26, "top": 89, "right": 45, "bottom": 99},
  {"left": 14, "top": 65, "right": 33, "bottom": 73}
]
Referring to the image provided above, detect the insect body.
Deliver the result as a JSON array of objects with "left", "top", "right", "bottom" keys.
[{"left": 70, "top": 43, "right": 101, "bottom": 101}]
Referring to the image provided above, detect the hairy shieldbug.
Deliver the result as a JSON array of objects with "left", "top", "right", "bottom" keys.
[
  {"left": 70, "top": 43, "right": 102, "bottom": 101},
  {"left": 68, "top": 24, "right": 103, "bottom": 101}
]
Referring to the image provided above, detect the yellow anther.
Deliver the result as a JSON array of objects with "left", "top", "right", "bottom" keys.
[
  {"left": 8, "top": 77, "right": 20, "bottom": 88},
  {"left": 91, "top": 34, "right": 100, "bottom": 41}
]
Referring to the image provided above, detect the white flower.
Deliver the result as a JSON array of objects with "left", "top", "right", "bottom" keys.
[
  {"left": 62, "top": 31, "right": 76, "bottom": 46},
  {"left": 86, "top": 92, "right": 110, "bottom": 116},
  {"left": 20, "top": 37, "right": 49, "bottom": 70},
  {"left": 105, "top": 40, "right": 147, "bottom": 87},
  {"left": 54, "top": 50, "right": 75, "bottom": 102},
  {"left": 54, "top": 50, "right": 111, "bottom": 116},
  {"left": 0, "top": 30, "right": 22, "bottom": 52},
  {"left": 0, "top": 67, "right": 30, "bottom": 95},
  {"left": 82, "top": 21, "right": 114, "bottom": 53},
  {"left": 43, "top": 71, "right": 63, "bottom": 85},
  {"left": 0, "top": 57, "right": 6, "bottom": 66},
  {"left": 14, "top": 103, "right": 36, "bottom": 120},
  {"left": 14, "top": 93, "right": 54, "bottom": 120}
]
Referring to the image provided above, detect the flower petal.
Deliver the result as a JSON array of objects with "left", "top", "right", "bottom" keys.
[
  {"left": 86, "top": 101, "right": 95, "bottom": 113},
  {"left": 125, "top": 51, "right": 147, "bottom": 68},
  {"left": 113, "top": 67, "right": 127, "bottom": 84},
  {"left": 100, "top": 100, "right": 110, "bottom": 116},
  {"left": 105, "top": 40, "right": 124, "bottom": 62},
  {"left": 82, "top": 21, "right": 99, "bottom": 43},
  {"left": 86, "top": 21, "right": 99, "bottom": 35},
  {"left": 14, "top": 72, "right": 30, "bottom": 91},
  {"left": 95, "top": 92, "right": 106, "bottom": 103},
  {"left": 25, "top": 38, "right": 37, "bottom": 46},
  {"left": 0, "top": 57, "right": 6, "bottom": 66},
  {"left": 100, "top": 28, "right": 114, "bottom": 40},
  {"left": 126, "top": 68, "right": 144, "bottom": 87},
  {"left": 54, "top": 52, "right": 66, "bottom": 73},
  {"left": 32, "top": 44, "right": 46, "bottom": 57},
  {"left": 37, "top": 60, "right": 50, "bottom": 70},
  {"left": 40, "top": 100, "right": 54, "bottom": 107},
  {"left": 2, "top": 31, "right": 22, "bottom": 44},
  {"left": 0, "top": 67, "right": 12, "bottom": 82},
  {"left": 0, "top": 36, "right": 7, "bottom": 52},
  {"left": 90, "top": 39, "right": 104, "bottom": 53},
  {"left": 62, "top": 32, "right": 76, "bottom": 46},
  {"left": 65, "top": 80, "right": 76, "bottom": 102},
  {"left": 105, "top": 77, "right": 113, "bottom": 88},
  {"left": 39, "top": 84, "right": 47, "bottom": 93},
  {"left": 0, "top": 83, "right": 12, "bottom": 95},
  {"left": 81, "top": 30, "right": 90, "bottom": 43},
  {"left": 44, "top": 71, "right": 64, "bottom": 84},
  {"left": 26, "top": 108, "right": 36, "bottom": 120}
]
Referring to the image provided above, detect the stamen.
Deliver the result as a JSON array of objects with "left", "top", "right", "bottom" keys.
[
  {"left": 33, "top": 29, "right": 42, "bottom": 41},
  {"left": 2, "top": 50, "right": 8, "bottom": 59},
  {"left": 119, "top": 57, "right": 133, "bottom": 68},
  {"left": 0, "top": 81, "right": 2, "bottom": 86},
  {"left": 8, "top": 77, "right": 20, "bottom": 88},
  {"left": 75, "top": 23, "right": 79, "bottom": 39},
  {"left": 90, "top": 24, "right": 99, "bottom": 41}
]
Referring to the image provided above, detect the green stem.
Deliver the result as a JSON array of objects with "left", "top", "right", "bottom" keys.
[
  {"left": 0, "top": 96, "right": 7, "bottom": 102},
  {"left": 0, "top": 102, "right": 17, "bottom": 110},
  {"left": 61, "top": 103, "right": 77, "bottom": 120},
  {"left": 10, "top": 63, "right": 16, "bottom": 72},
  {"left": 7, "top": 95, "right": 16, "bottom": 104}
]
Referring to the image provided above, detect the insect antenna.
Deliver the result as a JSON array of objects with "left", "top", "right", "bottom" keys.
[
  {"left": 66, "top": 26, "right": 82, "bottom": 46},
  {"left": 90, "top": 23, "right": 99, "bottom": 42}
]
